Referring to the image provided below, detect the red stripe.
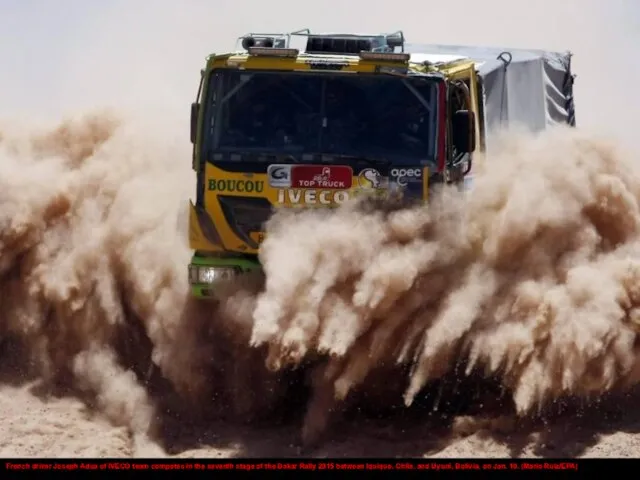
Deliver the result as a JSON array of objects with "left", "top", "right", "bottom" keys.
[{"left": 437, "top": 81, "right": 446, "bottom": 173}]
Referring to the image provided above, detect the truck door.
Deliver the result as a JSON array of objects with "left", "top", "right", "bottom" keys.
[
  {"left": 446, "top": 63, "right": 482, "bottom": 151},
  {"left": 445, "top": 63, "right": 483, "bottom": 186}
]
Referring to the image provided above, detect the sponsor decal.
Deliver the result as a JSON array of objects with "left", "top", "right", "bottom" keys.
[
  {"left": 267, "top": 164, "right": 292, "bottom": 188},
  {"left": 208, "top": 179, "right": 264, "bottom": 193},
  {"left": 277, "top": 189, "right": 351, "bottom": 205},
  {"left": 291, "top": 165, "right": 353, "bottom": 189},
  {"left": 389, "top": 167, "right": 422, "bottom": 187},
  {"left": 358, "top": 168, "right": 383, "bottom": 189}
]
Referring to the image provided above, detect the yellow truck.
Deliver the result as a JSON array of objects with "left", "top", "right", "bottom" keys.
[{"left": 187, "top": 29, "right": 576, "bottom": 297}]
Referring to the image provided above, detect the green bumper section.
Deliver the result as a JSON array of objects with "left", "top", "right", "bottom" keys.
[{"left": 189, "top": 254, "right": 263, "bottom": 299}]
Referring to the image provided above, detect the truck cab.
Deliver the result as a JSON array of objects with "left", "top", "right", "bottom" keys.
[{"left": 187, "top": 30, "right": 496, "bottom": 298}]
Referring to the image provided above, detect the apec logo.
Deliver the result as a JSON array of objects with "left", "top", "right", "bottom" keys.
[
  {"left": 267, "top": 164, "right": 292, "bottom": 188},
  {"left": 390, "top": 167, "right": 422, "bottom": 186}
]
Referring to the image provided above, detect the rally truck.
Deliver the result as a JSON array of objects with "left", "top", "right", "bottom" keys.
[{"left": 187, "top": 29, "right": 576, "bottom": 297}]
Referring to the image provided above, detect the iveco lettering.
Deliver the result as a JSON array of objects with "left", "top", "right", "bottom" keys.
[
  {"left": 277, "top": 189, "right": 351, "bottom": 205},
  {"left": 186, "top": 28, "right": 577, "bottom": 300}
]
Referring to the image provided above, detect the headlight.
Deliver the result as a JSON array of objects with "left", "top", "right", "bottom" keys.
[{"left": 197, "top": 266, "right": 237, "bottom": 284}]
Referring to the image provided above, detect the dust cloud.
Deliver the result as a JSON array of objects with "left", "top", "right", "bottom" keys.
[
  {"left": 0, "top": 113, "right": 301, "bottom": 454},
  {"left": 253, "top": 127, "right": 640, "bottom": 443},
  {"left": 2, "top": 0, "right": 640, "bottom": 459},
  {"left": 2, "top": 114, "right": 640, "bottom": 454}
]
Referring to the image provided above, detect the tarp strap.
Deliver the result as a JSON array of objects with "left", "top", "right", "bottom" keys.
[
  {"left": 496, "top": 52, "right": 512, "bottom": 126},
  {"left": 563, "top": 54, "right": 577, "bottom": 127}
]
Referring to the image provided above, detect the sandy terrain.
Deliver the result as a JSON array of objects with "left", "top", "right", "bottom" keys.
[
  {"left": 2, "top": 0, "right": 640, "bottom": 464},
  {"left": 1, "top": 77, "right": 640, "bottom": 464},
  {"left": 1, "top": 379, "right": 639, "bottom": 458}
]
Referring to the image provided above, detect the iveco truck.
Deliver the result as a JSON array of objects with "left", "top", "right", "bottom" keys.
[{"left": 187, "top": 29, "right": 576, "bottom": 297}]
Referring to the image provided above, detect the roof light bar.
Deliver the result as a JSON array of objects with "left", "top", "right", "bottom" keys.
[
  {"left": 241, "top": 35, "right": 287, "bottom": 50},
  {"left": 248, "top": 47, "right": 299, "bottom": 57},
  {"left": 359, "top": 51, "right": 410, "bottom": 62},
  {"left": 306, "top": 35, "right": 377, "bottom": 54}
]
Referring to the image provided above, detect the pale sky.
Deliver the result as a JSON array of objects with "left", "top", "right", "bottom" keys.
[{"left": 1, "top": 0, "right": 638, "bottom": 144}]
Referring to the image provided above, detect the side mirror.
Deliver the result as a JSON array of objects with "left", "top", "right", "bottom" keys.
[
  {"left": 190, "top": 102, "right": 200, "bottom": 144},
  {"left": 452, "top": 110, "right": 476, "bottom": 153}
]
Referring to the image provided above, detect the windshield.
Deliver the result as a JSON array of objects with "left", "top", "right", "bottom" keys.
[{"left": 202, "top": 69, "right": 438, "bottom": 162}]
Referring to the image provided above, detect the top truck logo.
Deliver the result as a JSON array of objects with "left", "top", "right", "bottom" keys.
[
  {"left": 291, "top": 165, "right": 353, "bottom": 189},
  {"left": 267, "top": 164, "right": 353, "bottom": 189}
]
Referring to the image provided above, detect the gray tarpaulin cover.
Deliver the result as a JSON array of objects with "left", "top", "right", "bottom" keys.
[{"left": 405, "top": 43, "right": 576, "bottom": 155}]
